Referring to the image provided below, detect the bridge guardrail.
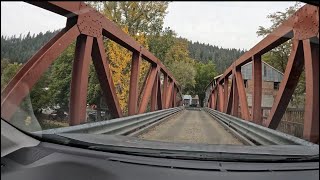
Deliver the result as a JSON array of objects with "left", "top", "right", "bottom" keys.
[
  {"left": 34, "top": 107, "right": 184, "bottom": 135},
  {"left": 204, "top": 108, "right": 317, "bottom": 147}
]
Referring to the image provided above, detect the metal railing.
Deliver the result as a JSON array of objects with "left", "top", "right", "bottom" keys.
[
  {"left": 204, "top": 108, "right": 317, "bottom": 147},
  {"left": 34, "top": 107, "right": 184, "bottom": 135}
]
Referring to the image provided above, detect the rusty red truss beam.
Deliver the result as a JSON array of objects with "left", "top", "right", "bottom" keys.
[
  {"left": 1, "top": 25, "right": 80, "bottom": 121},
  {"left": 223, "top": 77, "right": 229, "bottom": 113},
  {"left": 302, "top": 39, "right": 319, "bottom": 143},
  {"left": 226, "top": 76, "right": 234, "bottom": 115},
  {"left": 212, "top": 89, "right": 218, "bottom": 110},
  {"left": 252, "top": 55, "right": 262, "bottom": 124},
  {"left": 69, "top": 35, "right": 93, "bottom": 126},
  {"left": 231, "top": 74, "right": 239, "bottom": 117},
  {"left": 162, "top": 74, "right": 168, "bottom": 108},
  {"left": 26, "top": 1, "right": 81, "bottom": 18},
  {"left": 218, "top": 83, "right": 224, "bottom": 111},
  {"left": 25, "top": 1, "right": 182, "bottom": 95},
  {"left": 234, "top": 68, "right": 250, "bottom": 120},
  {"left": 165, "top": 81, "right": 174, "bottom": 109},
  {"left": 138, "top": 66, "right": 158, "bottom": 114},
  {"left": 128, "top": 51, "right": 141, "bottom": 116},
  {"left": 1, "top": 1, "right": 182, "bottom": 123},
  {"left": 266, "top": 39, "right": 304, "bottom": 129},
  {"left": 203, "top": 4, "right": 319, "bottom": 143},
  {"left": 138, "top": 65, "right": 152, "bottom": 104},
  {"left": 172, "top": 86, "right": 177, "bottom": 107},
  {"left": 91, "top": 37, "right": 123, "bottom": 118},
  {"left": 151, "top": 71, "right": 159, "bottom": 112},
  {"left": 217, "top": 4, "right": 318, "bottom": 84},
  {"left": 156, "top": 72, "right": 163, "bottom": 110},
  {"left": 208, "top": 94, "right": 212, "bottom": 108}
]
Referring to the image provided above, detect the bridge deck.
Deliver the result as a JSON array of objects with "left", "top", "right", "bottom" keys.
[{"left": 138, "top": 109, "right": 243, "bottom": 145}]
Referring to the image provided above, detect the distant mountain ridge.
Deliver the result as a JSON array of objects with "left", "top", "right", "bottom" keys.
[{"left": 1, "top": 30, "right": 245, "bottom": 73}]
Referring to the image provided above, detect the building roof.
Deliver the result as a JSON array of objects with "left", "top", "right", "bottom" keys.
[
  {"left": 192, "top": 95, "right": 199, "bottom": 100},
  {"left": 204, "top": 74, "right": 223, "bottom": 90},
  {"left": 205, "top": 61, "right": 283, "bottom": 91},
  {"left": 241, "top": 61, "right": 283, "bottom": 82}
]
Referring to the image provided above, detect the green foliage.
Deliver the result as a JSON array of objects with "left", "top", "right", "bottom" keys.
[
  {"left": 1, "top": 61, "right": 23, "bottom": 91},
  {"left": 47, "top": 42, "right": 75, "bottom": 112},
  {"left": 1, "top": 30, "right": 60, "bottom": 63},
  {"left": 88, "top": 1, "right": 169, "bottom": 36},
  {"left": 165, "top": 38, "right": 192, "bottom": 65},
  {"left": 167, "top": 60, "right": 196, "bottom": 92},
  {"left": 1, "top": 58, "right": 51, "bottom": 117},
  {"left": 29, "top": 70, "right": 51, "bottom": 113},
  {"left": 147, "top": 28, "right": 197, "bottom": 93},
  {"left": 193, "top": 62, "right": 217, "bottom": 106},
  {"left": 147, "top": 27, "right": 176, "bottom": 63},
  {"left": 257, "top": 2, "right": 302, "bottom": 72},
  {"left": 188, "top": 41, "right": 245, "bottom": 74},
  {"left": 256, "top": 2, "right": 302, "bottom": 37}
]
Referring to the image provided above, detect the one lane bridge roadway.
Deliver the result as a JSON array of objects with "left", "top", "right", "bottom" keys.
[{"left": 138, "top": 109, "right": 243, "bottom": 145}]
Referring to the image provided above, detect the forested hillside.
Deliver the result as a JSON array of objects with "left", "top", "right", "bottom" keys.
[
  {"left": 1, "top": 31, "right": 245, "bottom": 74},
  {"left": 1, "top": 29, "right": 244, "bottom": 108},
  {"left": 188, "top": 41, "right": 245, "bottom": 73},
  {"left": 1, "top": 30, "right": 60, "bottom": 63}
]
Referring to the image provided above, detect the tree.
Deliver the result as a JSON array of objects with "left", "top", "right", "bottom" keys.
[
  {"left": 257, "top": 2, "right": 302, "bottom": 72},
  {"left": 256, "top": 2, "right": 304, "bottom": 107},
  {"left": 147, "top": 27, "right": 176, "bottom": 62},
  {"left": 85, "top": 2, "right": 169, "bottom": 115},
  {"left": 47, "top": 42, "right": 75, "bottom": 112},
  {"left": 103, "top": 26, "right": 150, "bottom": 114},
  {"left": 1, "top": 61, "right": 22, "bottom": 91},
  {"left": 88, "top": 1, "right": 169, "bottom": 35},
  {"left": 187, "top": 40, "right": 245, "bottom": 74},
  {"left": 162, "top": 38, "right": 197, "bottom": 93},
  {"left": 193, "top": 62, "right": 217, "bottom": 107},
  {"left": 164, "top": 38, "right": 191, "bottom": 65},
  {"left": 1, "top": 58, "right": 51, "bottom": 126},
  {"left": 167, "top": 60, "right": 196, "bottom": 93}
]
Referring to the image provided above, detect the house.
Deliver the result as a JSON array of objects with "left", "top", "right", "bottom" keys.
[
  {"left": 183, "top": 95, "right": 200, "bottom": 107},
  {"left": 183, "top": 95, "right": 192, "bottom": 106},
  {"left": 204, "top": 61, "right": 298, "bottom": 110},
  {"left": 191, "top": 95, "right": 200, "bottom": 107}
]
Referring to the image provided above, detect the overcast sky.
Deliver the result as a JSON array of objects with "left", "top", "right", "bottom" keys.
[{"left": 1, "top": 1, "right": 299, "bottom": 50}]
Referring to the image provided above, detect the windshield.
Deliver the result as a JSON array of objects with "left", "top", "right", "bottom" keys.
[{"left": 1, "top": 1, "right": 319, "bottom": 161}]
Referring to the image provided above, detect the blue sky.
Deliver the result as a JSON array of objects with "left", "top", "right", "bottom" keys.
[{"left": 1, "top": 1, "right": 300, "bottom": 50}]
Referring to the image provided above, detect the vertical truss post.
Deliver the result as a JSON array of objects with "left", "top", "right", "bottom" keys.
[
  {"left": 223, "top": 77, "right": 229, "bottom": 112},
  {"left": 69, "top": 35, "right": 93, "bottom": 125},
  {"left": 252, "top": 55, "right": 262, "bottom": 124},
  {"left": 138, "top": 65, "right": 158, "bottom": 114},
  {"left": 162, "top": 74, "right": 168, "bottom": 108},
  {"left": 150, "top": 71, "right": 159, "bottom": 111},
  {"left": 128, "top": 51, "right": 141, "bottom": 115},
  {"left": 157, "top": 73, "right": 163, "bottom": 110},
  {"left": 226, "top": 77, "right": 234, "bottom": 114},
  {"left": 235, "top": 66, "right": 250, "bottom": 120},
  {"left": 302, "top": 39, "right": 319, "bottom": 143},
  {"left": 231, "top": 74, "right": 239, "bottom": 117},
  {"left": 218, "top": 83, "right": 224, "bottom": 111},
  {"left": 165, "top": 80, "right": 174, "bottom": 108}
]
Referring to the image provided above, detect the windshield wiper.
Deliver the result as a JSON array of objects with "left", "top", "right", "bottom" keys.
[
  {"left": 89, "top": 145, "right": 319, "bottom": 162},
  {"left": 34, "top": 133, "right": 319, "bottom": 162}
]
